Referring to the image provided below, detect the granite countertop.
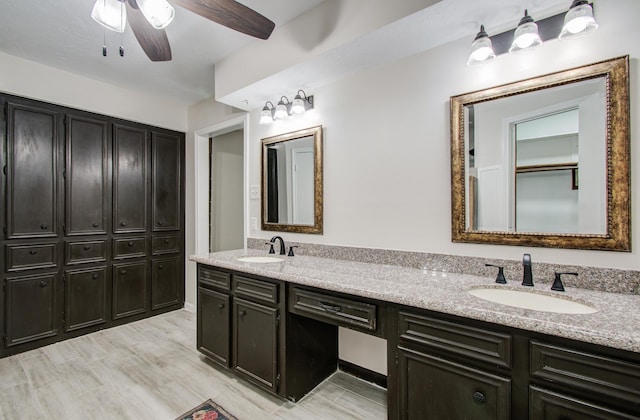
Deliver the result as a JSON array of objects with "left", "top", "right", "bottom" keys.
[{"left": 190, "top": 249, "right": 640, "bottom": 354}]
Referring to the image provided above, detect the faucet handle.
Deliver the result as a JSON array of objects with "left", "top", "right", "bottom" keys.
[
  {"left": 485, "top": 264, "right": 507, "bottom": 284},
  {"left": 288, "top": 246, "right": 298, "bottom": 257},
  {"left": 551, "top": 272, "right": 578, "bottom": 292},
  {"left": 265, "top": 242, "right": 275, "bottom": 254}
]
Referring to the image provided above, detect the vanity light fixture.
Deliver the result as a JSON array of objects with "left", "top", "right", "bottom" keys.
[
  {"left": 274, "top": 97, "right": 290, "bottom": 120},
  {"left": 259, "top": 91, "right": 315, "bottom": 124},
  {"left": 468, "top": 2, "right": 598, "bottom": 65},
  {"left": 259, "top": 101, "right": 276, "bottom": 125},
  {"left": 559, "top": 0, "right": 598, "bottom": 39},
  {"left": 467, "top": 25, "right": 496, "bottom": 66},
  {"left": 509, "top": 10, "right": 543, "bottom": 54}
]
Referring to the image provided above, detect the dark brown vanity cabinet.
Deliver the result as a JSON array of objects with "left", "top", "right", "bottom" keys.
[{"left": 1, "top": 93, "right": 185, "bottom": 358}]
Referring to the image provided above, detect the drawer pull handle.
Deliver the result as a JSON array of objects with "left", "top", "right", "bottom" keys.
[
  {"left": 41, "top": 224, "right": 48, "bottom": 230},
  {"left": 83, "top": 245, "right": 91, "bottom": 251},
  {"left": 218, "top": 304, "right": 225, "bottom": 309},
  {"left": 120, "top": 222, "right": 126, "bottom": 227},
  {"left": 239, "top": 310, "right": 247, "bottom": 317},
  {"left": 92, "top": 274, "right": 99, "bottom": 279},
  {"left": 473, "top": 391, "right": 486, "bottom": 405},
  {"left": 163, "top": 239, "right": 169, "bottom": 244},
  {"left": 128, "top": 241, "right": 134, "bottom": 247},
  {"left": 319, "top": 302, "right": 342, "bottom": 313},
  {"left": 157, "top": 220, "right": 163, "bottom": 226},
  {"left": 40, "top": 280, "right": 47, "bottom": 288},
  {"left": 29, "top": 250, "right": 37, "bottom": 255},
  {"left": 92, "top": 223, "right": 99, "bottom": 228}
]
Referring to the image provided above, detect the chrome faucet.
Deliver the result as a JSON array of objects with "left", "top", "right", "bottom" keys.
[
  {"left": 270, "top": 236, "right": 286, "bottom": 255},
  {"left": 522, "top": 253, "right": 534, "bottom": 287}
]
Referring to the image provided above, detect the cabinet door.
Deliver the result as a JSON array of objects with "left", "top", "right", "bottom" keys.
[
  {"left": 64, "top": 267, "right": 107, "bottom": 332},
  {"left": 5, "top": 274, "right": 57, "bottom": 346},
  {"left": 398, "top": 346, "right": 511, "bottom": 420},
  {"left": 151, "top": 256, "right": 180, "bottom": 310},
  {"left": 113, "top": 124, "right": 147, "bottom": 233},
  {"left": 112, "top": 261, "right": 147, "bottom": 319},
  {"left": 6, "top": 102, "right": 59, "bottom": 239},
  {"left": 151, "top": 132, "right": 181, "bottom": 231},
  {"left": 65, "top": 114, "right": 109, "bottom": 235},
  {"left": 233, "top": 297, "right": 279, "bottom": 392},
  {"left": 197, "top": 286, "right": 231, "bottom": 366}
]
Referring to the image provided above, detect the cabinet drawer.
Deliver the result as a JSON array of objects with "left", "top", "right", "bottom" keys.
[
  {"left": 113, "top": 237, "right": 147, "bottom": 259},
  {"left": 65, "top": 240, "right": 107, "bottom": 265},
  {"left": 531, "top": 341, "right": 640, "bottom": 405},
  {"left": 290, "top": 287, "right": 376, "bottom": 332},
  {"left": 398, "top": 311, "right": 512, "bottom": 369},
  {"left": 198, "top": 266, "right": 230, "bottom": 292},
  {"left": 234, "top": 275, "right": 278, "bottom": 305},
  {"left": 151, "top": 234, "right": 180, "bottom": 255},
  {"left": 6, "top": 243, "right": 57, "bottom": 271},
  {"left": 529, "top": 386, "right": 637, "bottom": 419}
]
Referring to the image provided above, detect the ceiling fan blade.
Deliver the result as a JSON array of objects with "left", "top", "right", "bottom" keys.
[
  {"left": 126, "top": 1, "right": 172, "bottom": 61},
  {"left": 171, "top": 0, "right": 275, "bottom": 40}
]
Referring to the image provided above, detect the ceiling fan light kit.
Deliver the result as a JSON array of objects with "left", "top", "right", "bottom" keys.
[{"left": 91, "top": 0, "right": 276, "bottom": 62}]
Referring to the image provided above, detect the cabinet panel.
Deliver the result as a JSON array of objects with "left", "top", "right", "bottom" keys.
[
  {"left": 6, "top": 103, "right": 58, "bottom": 239},
  {"left": 65, "top": 240, "right": 107, "bottom": 265},
  {"left": 113, "top": 237, "right": 147, "bottom": 259},
  {"left": 151, "top": 256, "right": 180, "bottom": 310},
  {"left": 398, "top": 346, "right": 511, "bottom": 420},
  {"left": 198, "top": 266, "right": 230, "bottom": 291},
  {"left": 112, "top": 261, "right": 147, "bottom": 319},
  {"left": 113, "top": 124, "right": 147, "bottom": 233},
  {"left": 152, "top": 132, "right": 181, "bottom": 231},
  {"left": 6, "top": 243, "right": 57, "bottom": 271},
  {"left": 151, "top": 234, "right": 180, "bottom": 255},
  {"left": 235, "top": 275, "right": 279, "bottom": 305},
  {"left": 197, "top": 286, "right": 231, "bottom": 366},
  {"left": 65, "top": 115, "right": 109, "bottom": 235},
  {"left": 64, "top": 266, "right": 107, "bottom": 332},
  {"left": 234, "top": 297, "right": 279, "bottom": 392},
  {"left": 5, "top": 273, "right": 57, "bottom": 346},
  {"left": 529, "top": 386, "right": 637, "bottom": 420}
]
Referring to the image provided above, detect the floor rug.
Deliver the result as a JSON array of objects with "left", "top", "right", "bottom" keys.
[{"left": 176, "top": 399, "right": 238, "bottom": 420}]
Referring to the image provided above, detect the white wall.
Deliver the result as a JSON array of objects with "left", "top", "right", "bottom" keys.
[
  {"left": 248, "top": 0, "right": 640, "bottom": 272},
  {"left": 0, "top": 52, "right": 187, "bottom": 131}
]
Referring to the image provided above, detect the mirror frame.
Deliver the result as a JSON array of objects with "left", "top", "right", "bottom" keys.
[
  {"left": 450, "top": 56, "right": 630, "bottom": 251},
  {"left": 261, "top": 125, "right": 323, "bottom": 234}
]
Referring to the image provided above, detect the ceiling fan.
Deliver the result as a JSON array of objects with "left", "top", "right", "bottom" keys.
[{"left": 91, "top": 0, "right": 275, "bottom": 61}]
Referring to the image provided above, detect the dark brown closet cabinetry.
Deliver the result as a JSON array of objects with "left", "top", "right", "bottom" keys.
[{"left": 0, "top": 94, "right": 185, "bottom": 358}]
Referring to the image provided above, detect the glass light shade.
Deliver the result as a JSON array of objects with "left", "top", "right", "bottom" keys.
[
  {"left": 91, "top": 0, "right": 126, "bottom": 33},
  {"left": 559, "top": 2, "right": 598, "bottom": 40},
  {"left": 259, "top": 107, "right": 273, "bottom": 124},
  {"left": 274, "top": 101, "right": 289, "bottom": 120},
  {"left": 509, "top": 12, "right": 542, "bottom": 54},
  {"left": 467, "top": 26, "right": 495, "bottom": 66},
  {"left": 137, "top": 0, "right": 175, "bottom": 29},
  {"left": 291, "top": 95, "right": 306, "bottom": 115}
]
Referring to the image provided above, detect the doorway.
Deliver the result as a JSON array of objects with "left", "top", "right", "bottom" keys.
[{"left": 209, "top": 129, "right": 244, "bottom": 252}]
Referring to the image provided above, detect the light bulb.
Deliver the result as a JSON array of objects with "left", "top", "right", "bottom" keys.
[
  {"left": 559, "top": 2, "right": 598, "bottom": 40},
  {"left": 137, "top": 0, "right": 175, "bottom": 29},
  {"left": 467, "top": 25, "right": 496, "bottom": 66},
  {"left": 91, "top": 0, "right": 127, "bottom": 33}
]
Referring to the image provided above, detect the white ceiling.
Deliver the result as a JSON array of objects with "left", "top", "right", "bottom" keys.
[{"left": 0, "top": 0, "right": 325, "bottom": 104}]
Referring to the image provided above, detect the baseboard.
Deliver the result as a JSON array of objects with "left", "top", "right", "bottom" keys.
[
  {"left": 338, "top": 359, "right": 387, "bottom": 389},
  {"left": 183, "top": 302, "right": 196, "bottom": 313}
]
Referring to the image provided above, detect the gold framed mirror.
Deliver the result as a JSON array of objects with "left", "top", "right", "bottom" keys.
[
  {"left": 261, "top": 125, "right": 323, "bottom": 234},
  {"left": 450, "top": 56, "right": 630, "bottom": 251}
]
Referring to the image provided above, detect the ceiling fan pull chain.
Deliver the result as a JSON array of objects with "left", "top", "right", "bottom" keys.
[
  {"left": 102, "top": 27, "right": 108, "bottom": 57},
  {"left": 119, "top": 1, "right": 124, "bottom": 57}
]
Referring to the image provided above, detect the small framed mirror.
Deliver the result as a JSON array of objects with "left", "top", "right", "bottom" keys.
[
  {"left": 261, "top": 125, "right": 323, "bottom": 234},
  {"left": 450, "top": 56, "right": 630, "bottom": 251}
]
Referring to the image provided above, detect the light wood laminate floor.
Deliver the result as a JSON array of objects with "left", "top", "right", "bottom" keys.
[{"left": 0, "top": 310, "right": 387, "bottom": 419}]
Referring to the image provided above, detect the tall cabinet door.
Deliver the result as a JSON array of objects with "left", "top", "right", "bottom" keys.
[
  {"left": 113, "top": 124, "right": 147, "bottom": 234},
  {"left": 65, "top": 115, "right": 109, "bottom": 235},
  {"left": 152, "top": 132, "right": 181, "bottom": 231},
  {"left": 6, "top": 102, "right": 59, "bottom": 238}
]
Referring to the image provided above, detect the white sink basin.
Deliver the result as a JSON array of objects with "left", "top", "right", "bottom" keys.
[
  {"left": 237, "top": 256, "right": 284, "bottom": 263},
  {"left": 468, "top": 288, "right": 597, "bottom": 314}
]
